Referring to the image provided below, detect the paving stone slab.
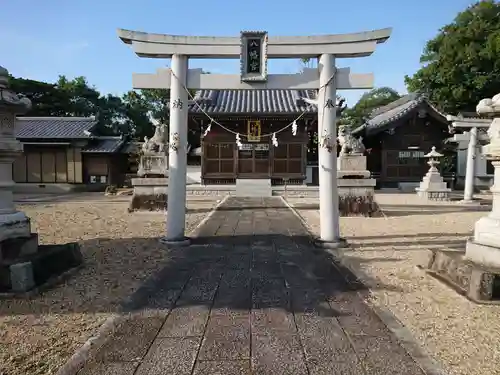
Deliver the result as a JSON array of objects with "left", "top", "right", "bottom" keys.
[
  {"left": 192, "top": 360, "right": 252, "bottom": 375},
  {"left": 77, "top": 362, "right": 139, "bottom": 375},
  {"left": 350, "top": 335, "right": 426, "bottom": 375},
  {"left": 251, "top": 308, "right": 296, "bottom": 334},
  {"left": 76, "top": 197, "right": 434, "bottom": 375},
  {"left": 135, "top": 337, "right": 200, "bottom": 375},
  {"left": 158, "top": 305, "right": 211, "bottom": 337},
  {"left": 295, "top": 314, "right": 354, "bottom": 361},
  {"left": 252, "top": 332, "right": 309, "bottom": 375}
]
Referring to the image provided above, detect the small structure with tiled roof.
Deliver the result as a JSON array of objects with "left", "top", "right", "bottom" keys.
[
  {"left": 351, "top": 93, "right": 452, "bottom": 189},
  {"left": 15, "top": 117, "right": 98, "bottom": 140},
  {"left": 12, "top": 117, "right": 129, "bottom": 192},
  {"left": 352, "top": 93, "right": 447, "bottom": 137}
]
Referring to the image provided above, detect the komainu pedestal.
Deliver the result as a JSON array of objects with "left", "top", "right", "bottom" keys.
[
  {"left": 130, "top": 122, "right": 171, "bottom": 211},
  {"left": 336, "top": 152, "right": 380, "bottom": 217}
]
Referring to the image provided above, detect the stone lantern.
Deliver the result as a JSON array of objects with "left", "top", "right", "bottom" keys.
[
  {"left": 466, "top": 93, "right": 500, "bottom": 267},
  {"left": 0, "top": 65, "right": 32, "bottom": 241},
  {"left": 0, "top": 66, "right": 83, "bottom": 294},
  {"left": 415, "top": 146, "right": 451, "bottom": 201}
]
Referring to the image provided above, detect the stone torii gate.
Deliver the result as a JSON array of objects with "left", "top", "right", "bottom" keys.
[
  {"left": 447, "top": 114, "right": 492, "bottom": 203},
  {"left": 117, "top": 28, "right": 392, "bottom": 247}
]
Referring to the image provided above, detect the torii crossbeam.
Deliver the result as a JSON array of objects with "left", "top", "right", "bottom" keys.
[{"left": 118, "top": 28, "right": 392, "bottom": 247}]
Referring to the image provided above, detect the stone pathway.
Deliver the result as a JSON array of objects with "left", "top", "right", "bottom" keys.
[{"left": 77, "top": 197, "right": 427, "bottom": 375}]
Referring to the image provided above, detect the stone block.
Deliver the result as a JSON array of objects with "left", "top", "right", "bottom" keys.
[
  {"left": 137, "top": 154, "right": 168, "bottom": 177},
  {"left": 337, "top": 154, "right": 367, "bottom": 171},
  {"left": 10, "top": 261, "right": 35, "bottom": 292},
  {"left": 427, "top": 248, "right": 500, "bottom": 302},
  {"left": 0, "top": 211, "right": 31, "bottom": 242},
  {"left": 466, "top": 239, "right": 500, "bottom": 268}
]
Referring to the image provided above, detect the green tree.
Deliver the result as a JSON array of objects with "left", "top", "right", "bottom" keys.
[
  {"left": 340, "top": 87, "right": 401, "bottom": 129},
  {"left": 9, "top": 76, "right": 69, "bottom": 116},
  {"left": 120, "top": 90, "right": 154, "bottom": 140},
  {"left": 405, "top": 0, "right": 500, "bottom": 114},
  {"left": 55, "top": 75, "right": 101, "bottom": 117}
]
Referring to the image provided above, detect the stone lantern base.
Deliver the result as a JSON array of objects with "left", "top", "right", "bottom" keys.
[
  {"left": 0, "top": 211, "right": 83, "bottom": 294},
  {"left": 465, "top": 160, "right": 500, "bottom": 268},
  {"left": 425, "top": 157, "right": 500, "bottom": 303}
]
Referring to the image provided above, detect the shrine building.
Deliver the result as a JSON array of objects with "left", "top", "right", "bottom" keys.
[{"left": 188, "top": 89, "right": 320, "bottom": 185}]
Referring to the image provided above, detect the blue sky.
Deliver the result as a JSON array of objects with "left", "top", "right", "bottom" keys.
[{"left": 1, "top": 0, "right": 478, "bottom": 107}]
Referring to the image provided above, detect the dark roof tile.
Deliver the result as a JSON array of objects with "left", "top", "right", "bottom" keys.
[
  {"left": 189, "top": 89, "right": 317, "bottom": 115},
  {"left": 82, "top": 137, "right": 125, "bottom": 153},
  {"left": 16, "top": 117, "right": 97, "bottom": 139},
  {"left": 352, "top": 94, "right": 447, "bottom": 136}
]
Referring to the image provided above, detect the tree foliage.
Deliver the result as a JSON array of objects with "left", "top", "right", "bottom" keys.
[
  {"left": 339, "top": 87, "right": 401, "bottom": 129},
  {"left": 405, "top": 0, "right": 500, "bottom": 114},
  {"left": 9, "top": 74, "right": 171, "bottom": 139}
]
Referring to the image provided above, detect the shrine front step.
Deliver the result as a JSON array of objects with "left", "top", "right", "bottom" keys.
[{"left": 235, "top": 178, "right": 272, "bottom": 197}]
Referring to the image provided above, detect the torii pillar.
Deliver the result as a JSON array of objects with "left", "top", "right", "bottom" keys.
[{"left": 117, "top": 28, "right": 392, "bottom": 246}]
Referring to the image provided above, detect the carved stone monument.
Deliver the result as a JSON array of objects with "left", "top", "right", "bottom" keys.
[
  {"left": 336, "top": 125, "right": 379, "bottom": 217},
  {"left": 415, "top": 146, "right": 451, "bottom": 201},
  {"left": 0, "top": 66, "right": 82, "bottom": 294},
  {"left": 426, "top": 94, "right": 500, "bottom": 302}
]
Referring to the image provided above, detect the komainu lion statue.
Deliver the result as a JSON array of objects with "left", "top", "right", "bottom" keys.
[{"left": 337, "top": 125, "right": 365, "bottom": 155}]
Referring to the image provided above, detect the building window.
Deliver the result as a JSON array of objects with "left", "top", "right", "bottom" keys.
[{"left": 89, "top": 175, "right": 107, "bottom": 184}]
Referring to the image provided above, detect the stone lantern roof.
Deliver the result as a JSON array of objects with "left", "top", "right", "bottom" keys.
[{"left": 0, "top": 65, "right": 32, "bottom": 114}]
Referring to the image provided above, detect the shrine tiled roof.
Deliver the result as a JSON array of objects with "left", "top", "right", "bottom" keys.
[
  {"left": 189, "top": 89, "right": 318, "bottom": 115},
  {"left": 82, "top": 137, "right": 125, "bottom": 153},
  {"left": 351, "top": 93, "right": 448, "bottom": 136},
  {"left": 15, "top": 117, "right": 97, "bottom": 139}
]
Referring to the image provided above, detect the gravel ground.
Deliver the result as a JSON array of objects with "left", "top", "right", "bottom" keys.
[
  {"left": 289, "top": 193, "right": 500, "bottom": 375},
  {"left": 0, "top": 196, "right": 219, "bottom": 375}
]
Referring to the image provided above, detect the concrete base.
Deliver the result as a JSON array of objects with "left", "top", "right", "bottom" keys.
[
  {"left": 314, "top": 237, "right": 349, "bottom": 249},
  {"left": 426, "top": 248, "right": 500, "bottom": 303},
  {"left": 130, "top": 177, "right": 169, "bottom": 211},
  {"left": 471, "top": 215, "right": 500, "bottom": 251},
  {"left": 416, "top": 166, "right": 451, "bottom": 201},
  {"left": 416, "top": 189, "right": 451, "bottom": 201},
  {"left": 131, "top": 177, "right": 168, "bottom": 195},
  {"left": 466, "top": 239, "right": 500, "bottom": 268},
  {"left": 159, "top": 236, "right": 192, "bottom": 247}
]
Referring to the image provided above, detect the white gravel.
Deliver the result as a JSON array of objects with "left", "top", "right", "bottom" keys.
[
  {"left": 289, "top": 193, "right": 500, "bottom": 375},
  {"left": 0, "top": 195, "right": 218, "bottom": 375}
]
